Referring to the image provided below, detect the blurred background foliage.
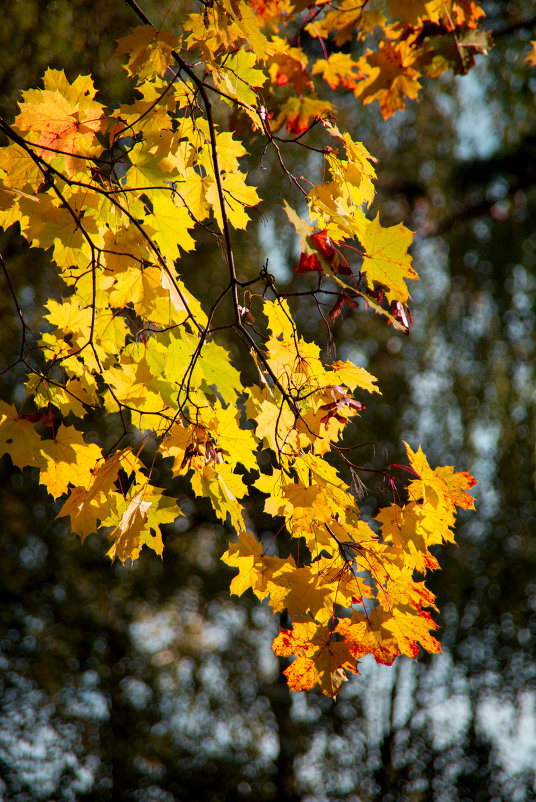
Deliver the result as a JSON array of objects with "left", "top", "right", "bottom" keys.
[{"left": 1, "top": 1, "right": 536, "bottom": 800}]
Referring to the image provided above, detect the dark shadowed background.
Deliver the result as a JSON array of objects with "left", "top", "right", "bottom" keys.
[{"left": 1, "top": 2, "right": 535, "bottom": 800}]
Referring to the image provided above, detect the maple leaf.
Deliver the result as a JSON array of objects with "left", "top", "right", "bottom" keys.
[
  {"left": 337, "top": 613, "right": 399, "bottom": 666},
  {"left": 222, "top": 531, "right": 291, "bottom": 600},
  {"left": 147, "top": 195, "right": 196, "bottom": 261},
  {"left": 58, "top": 485, "right": 103, "bottom": 541},
  {"left": 266, "top": 565, "right": 332, "bottom": 618},
  {"left": 0, "top": 144, "right": 43, "bottom": 193},
  {"left": 248, "top": 0, "right": 297, "bottom": 26},
  {"left": 0, "top": 401, "right": 46, "bottom": 470},
  {"left": 309, "top": 2, "right": 387, "bottom": 46},
  {"left": 330, "top": 360, "right": 380, "bottom": 394},
  {"left": 323, "top": 121, "right": 378, "bottom": 209},
  {"left": 115, "top": 25, "right": 180, "bottom": 79},
  {"left": 295, "top": 229, "right": 352, "bottom": 275},
  {"left": 376, "top": 503, "right": 441, "bottom": 573},
  {"left": 354, "top": 40, "right": 422, "bottom": 119},
  {"left": 376, "top": 603, "right": 442, "bottom": 658},
  {"left": 359, "top": 213, "right": 417, "bottom": 304},
  {"left": 57, "top": 451, "right": 122, "bottom": 540},
  {"left": 273, "top": 96, "right": 334, "bottom": 135},
  {"left": 269, "top": 37, "right": 313, "bottom": 96},
  {"left": 107, "top": 491, "right": 153, "bottom": 562},
  {"left": 15, "top": 70, "right": 105, "bottom": 175},
  {"left": 206, "top": 170, "right": 260, "bottom": 230},
  {"left": 104, "top": 477, "right": 180, "bottom": 563},
  {"left": 39, "top": 425, "right": 102, "bottom": 499},
  {"left": 447, "top": 0, "right": 486, "bottom": 29},
  {"left": 526, "top": 42, "right": 536, "bottom": 67},
  {"left": 312, "top": 53, "right": 361, "bottom": 91},
  {"left": 273, "top": 620, "right": 359, "bottom": 696},
  {"left": 212, "top": 50, "right": 267, "bottom": 107},
  {"left": 404, "top": 442, "right": 477, "bottom": 512}
]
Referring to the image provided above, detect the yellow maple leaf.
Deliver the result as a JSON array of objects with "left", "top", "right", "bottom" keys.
[
  {"left": 308, "top": 2, "right": 387, "bottom": 46},
  {"left": 405, "top": 443, "right": 477, "bottom": 513},
  {"left": 39, "top": 425, "right": 102, "bottom": 498},
  {"left": 359, "top": 213, "right": 417, "bottom": 303},
  {"left": 58, "top": 485, "right": 103, "bottom": 541},
  {"left": 266, "top": 565, "right": 332, "bottom": 618},
  {"left": 388, "top": 0, "right": 444, "bottom": 27},
  {"left": 105, "top": 479, "right": 179, "bottom": 562},
  {"left": 202, "top": 404, "right": 259, "bottom": 473},
  {"left": 0, "top": 401, "right": 46, "bottom": 470},
  {"left": 0, "top": 144, "right": 43, "bottom": 192},
  {"left": 190, "top": 463, "right": 248, "bottom": 532},
  {"left": 323, "top": 121, "right": 378, "bottom": 209},
  {"left": 107, "top": 491, "right": 153, "bottom": 562},
  {"left": 436, "top": 465, "right": 477, "bottom": 509},
  {"left": 213, "top": 50, "right": 267, "bottom": 107},
  {"left": 57, "top": 451, "right": 123, "bottom": 539},
  {"left": 115, "top": 25, "right": 180, "bottom": 79},
  {"left": 376, "top": 603, "right": 441, "bottom": 658},
  {"left": 206, "top": 170, "right": 260, "bottom": 230},
  {"left": 376, "top": 503, "right": 443, "bottom": 573},
  {"left": 222, "top": 531, "right": 290, "bottom": 600},
  {"left": 389, "top": 0, "right": 485, "bottom": 28},
  {"left": 146, "top": 194, "right": 196, "bottom": 261},
  {"left": 330, "top": 359, "right": 380, "bottom": 394},
  {"left": 312, "top": 53, "right": 361, "bottom": 90}
]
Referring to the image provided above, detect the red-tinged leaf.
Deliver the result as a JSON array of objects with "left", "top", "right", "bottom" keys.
[
  {"left": 296, "top": 251, "right": 323, "bottom": 273},
  {"left": 336, "top": 615, "right": 399, "bottom": 666},
  {"left": 435, "top": 466, "right": 478, "bottom": 510},
  {"left": 295, "top": 230, "right": 352, "bottom": 276},
  {"left": 390, "top": 300, "right": 413, "bottom": 334},
  {"left": 330, "top": 291, "right": 361, "bottom": 320},
  {"left": 329, "top": 294, "right": 345, "bottom": 320},
  {"left": 273, "top": 96, "right": 334, "bottom": 135},
  {"left": 283, "top": 655, "right": 318, "bottom": 691},
  {"left": 19, "top": 408, "right": 55, "bottom": 426},
  {"left": 271, "top": 56, "right": 313, "bottom": 95}
]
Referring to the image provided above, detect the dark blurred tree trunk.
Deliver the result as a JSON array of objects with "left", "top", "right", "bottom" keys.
[
  {"left": 268, "top": 659, "right": 301, "bottom": 801},
  {"left": 372, "top": 660, "right": 399, "bottom": 799}
]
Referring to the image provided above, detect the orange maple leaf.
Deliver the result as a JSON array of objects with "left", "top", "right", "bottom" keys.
[
  {"left": 388, "top": 1, "right": 485, "bottom": 30},
  {"left": 15, "top": 70, "right": 105, "bottom": 175},
  {"left": 273, "top": 620, "right": 359, "bottom": 696},
  {"left": 269, "top": 53, "right": 313, "bottom": 96},
  {"left": 273, "top": 96, "right": 333, "bottom": 135},
  {"left": 336, "top": 613, "right": 399, "bottom": 665},
  {"left": 354, "top": 40, "right": 422, "bottom": 119}
]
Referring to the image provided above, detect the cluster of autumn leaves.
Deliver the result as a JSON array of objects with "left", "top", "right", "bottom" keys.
[
  {"left": 252, "top": 0, "right": 488, "bottom": 123},
  {"left": 0, "top": 0, "right": 484, "bottom": 695}
]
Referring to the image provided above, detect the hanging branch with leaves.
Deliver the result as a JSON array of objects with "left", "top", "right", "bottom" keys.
[{"left": 0, "top": 0, "right": 482, "bottom": 696}]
